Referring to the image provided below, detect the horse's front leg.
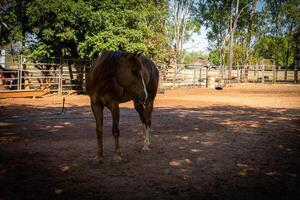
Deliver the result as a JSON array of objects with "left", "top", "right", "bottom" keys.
[
  {"left": 108, "top": 102, "right": 122, "bottom": 162},
  {"left": 134, "top": 100, "right": 154, "bottom": 151},
  {"left": 91, "top": 101, "right": 104, "bottom": 163}
]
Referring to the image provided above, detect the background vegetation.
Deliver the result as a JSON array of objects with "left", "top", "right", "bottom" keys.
[{"left": 1, "top": 0, "right": 299, "bottom": 73}]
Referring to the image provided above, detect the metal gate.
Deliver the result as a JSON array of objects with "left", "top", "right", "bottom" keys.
[
  {"left": 0, "top": 56, "right": 90, "bottom": 94},
  {"left": 158, "top": 64, "right": 221, "bottom": 89}
]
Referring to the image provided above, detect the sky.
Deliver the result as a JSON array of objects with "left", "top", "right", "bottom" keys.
[
  {"left": 183, "top": 0, "right": 265, "bottom": 55},
  {"left": 183, "top": 27, "right": 209, "bottom": 54}
]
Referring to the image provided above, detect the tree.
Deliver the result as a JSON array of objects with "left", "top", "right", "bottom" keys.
[
  {"left": 293, "top": 24, "right": 299, "bottom": 83},
  {"left": 78, "top": 0, "right": 169, "bottom": 61},
  {"left": 208, "top": 50, "right": 220, "bottom": 65},
  {"left": 252, "top": 0, "right": 299, "bottom": 70},
  {"left": 197, "top": 0, "right": 247, "bottom": 78},
  {"left": 282, "top": 0, "right": 299, "bottom": 79},
  {"left": 0, "top": 0, "right": 29, "bottom": 49},
  {"left": 228, "top": 0, "right": 248, "bottom": 79},
  {"left": 244, "top": 0, "right": 257, "bottom": 81},
  {"left": 1, "top": 0, "right": 169, "bottom": 62},
  {"left": 25, "top": 0, "right": 91, "bottom": 58},
  {"left": 168, "top": 0, "right": 199, "bottom": 63},
  {"left": 183, "top": 50, "right": 207, "bottom": 64},
  {"left": 197, "top": 0, "right": 232, "bottom": 69}
]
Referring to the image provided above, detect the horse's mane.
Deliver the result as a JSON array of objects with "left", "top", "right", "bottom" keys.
[{"left": 86, "top": 50, "right": 130, "bottom": 96}]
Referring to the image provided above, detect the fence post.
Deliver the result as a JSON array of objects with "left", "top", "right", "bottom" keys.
[
  {"left": 158, "top": 69, "right": 163, "bottom": 92},
  {"left": 84, "top": 64, "right": 86, "bottom": 92},
  {"left": 255, "top": 63, "right": 258, "bottom": 82},
  {"left": 199, "top": 68, "right": 202, "bottom": 88},
  {"left": 205, "top": 66, "right": 208, "bottom": 88},
  {"left": 18, "top": 55, "right": 23, "bottom": 90},
  {"left": 272, "top": 65, "right": 276, "bottom": 84},
  {"left": 172, "top": 64, "right": 177, "bottom": 88},
  {"left": 262, "top": 65, "right": 265, "bottom": 83},
  {"left": 17, "top": 56, "right": 20, "bottom": 90},
  {"left": 237, "top": 66, "right": 240, "bottom": 83},
  {"left": 295, "top": 68, "right": 298, "bottom": 84},
  {"left": 275, "top": 67, "right": 278, "bottom": 83},
  {"left": 193, "top": 68, "right": 196, "bottom": 87},
  {"left": 59, "top": 58, "right": 62, "bottom": 94}
]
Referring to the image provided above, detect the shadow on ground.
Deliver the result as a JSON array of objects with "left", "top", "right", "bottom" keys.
[{"left": 0, "top": 103, "right": 300, "bottom": 200}]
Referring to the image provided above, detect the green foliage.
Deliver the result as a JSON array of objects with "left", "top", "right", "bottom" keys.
[
  {"left": 197, "top": 0, "right": 299, "bottom": 69},
  {"left": 183, "top": 51, "right": 207, "bottom": 64},
  {"left": 209, "top": 43, "right": 247, "bottom": 66},
  {"left": 253, "top": 36, "right": 294, "bottom": 67},
  {"left": 2, "top": 0, "right": 299, "bottom": 67},
  {"left": 197, "top": 0, "right": 231, "bottom": 50},
  {"left": 208, "top": 50, "right": 220, "bottom": 65},
  {"left": 0, "top": 0, "right": 28, "bottom": 46},
  {"left": 26, "top": 0, "right": 93, "bottom": 58},
  {"left": 232, "top": 43, "right": 247, "bottom": 65},
  {"left": 78, "top": 0, "right": 154, "bottom": 58},
  {"left": 1, "top": 0, "right": 169, "bottom": 62}
]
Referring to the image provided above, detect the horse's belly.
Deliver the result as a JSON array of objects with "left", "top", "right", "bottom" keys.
[{"left": 118, "top": 94, "right": 134, "bottom": 103}]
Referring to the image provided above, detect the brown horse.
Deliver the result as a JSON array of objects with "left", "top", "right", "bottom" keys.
[{"left": 86, "top": 50, "right": 159, "bottom": 164}]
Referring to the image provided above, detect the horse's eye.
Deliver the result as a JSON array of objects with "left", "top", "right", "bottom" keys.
[{"left": 132, "top": 69, "right": 139, "bottom": 76}]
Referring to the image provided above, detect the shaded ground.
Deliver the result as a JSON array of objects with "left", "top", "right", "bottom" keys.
[{"left": 0, "top": 84, "right": 300, "bottom": 200}]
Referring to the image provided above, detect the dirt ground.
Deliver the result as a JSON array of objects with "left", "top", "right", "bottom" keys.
[{"left": 0, "top": 84, "right": 300, "bottom": 200}]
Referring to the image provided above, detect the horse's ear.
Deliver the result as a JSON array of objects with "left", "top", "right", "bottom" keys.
[
  {"left": 129, "top": 51, "right": 142, "bottom": 59},
  {"left": 101, "top": 49, "right": 108, "bottom": 53},
  {"left": 92, "top": 52, "right": 99, "bottom": 60}
]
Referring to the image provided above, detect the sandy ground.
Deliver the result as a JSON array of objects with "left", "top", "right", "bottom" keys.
[{"left": 0, "top": 84, "right": 300, "bottom": 200}]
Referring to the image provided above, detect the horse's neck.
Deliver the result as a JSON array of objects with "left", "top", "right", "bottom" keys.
[{"left": 117, "top": 87, "right": 135, "bottom": 103}]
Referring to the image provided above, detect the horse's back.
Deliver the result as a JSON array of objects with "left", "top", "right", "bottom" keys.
[{"left": 86, "top": 51, "right": 119, "bottom": 96}]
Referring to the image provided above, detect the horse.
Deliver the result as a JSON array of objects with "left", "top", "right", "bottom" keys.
[{"left": 86, "top": 50, "right": 159, "bottom": 164}]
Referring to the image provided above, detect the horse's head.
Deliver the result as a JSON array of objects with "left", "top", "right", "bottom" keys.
[{"left": 116, "top": 52, "right": 148, "bottom": 105}]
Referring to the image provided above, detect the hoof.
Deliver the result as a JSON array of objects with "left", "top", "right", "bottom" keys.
[
  {"left": 112, "top": 158, "right": 122, "bottom": 166},
  {"left": 88, "top": 158, "right": 103, "bottom": 168},
  {"left": 142, "top": 146, "right": 150, "bottom": 151},
  {"left": 141, "top": 147, "right": 151, "bottom": 154}
]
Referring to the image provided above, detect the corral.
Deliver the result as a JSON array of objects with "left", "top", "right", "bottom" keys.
[{"left": 0, "top": 84, "right": 299, "bottom": 200}]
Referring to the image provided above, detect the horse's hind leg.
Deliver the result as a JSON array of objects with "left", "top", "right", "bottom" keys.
[
  {"left": 108, "top": 102, "right": 122, "bottom": 162},
  {"left": 91, "top": 102, "right": 104, "bottom": 163}
]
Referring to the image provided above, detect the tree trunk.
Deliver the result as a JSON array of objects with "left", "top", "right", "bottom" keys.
[
  {"left": 228, "top": 0, "right": 239, "bottom": 80},
  {"left": 228, "top": 26, "right": 233, "bottom": 79},
  {"left": 274, "top": 1, "right": 283, "bottom": 67},
  {"left": 285, "top": 21, "right": 294, "bottom": 80},
  {"left": 173, "top": 0, "right": 190, "bottom": 64},
  {"left": 245, "top": 0, "right": 257, "bottom": 82},
  {"left": 294, "top": 29, "right": 299, "bottom": 83},
  {"left": 285, "top": 39, "right": 290, "bottom": 80}
]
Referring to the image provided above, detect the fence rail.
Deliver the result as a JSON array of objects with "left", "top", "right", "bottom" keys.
[
  {"left": 0, "top": 56, "right": 90, "bottom": 94},
  {"left": 1, "top": 57, "right": 299, "bottom": 96},
  {"left": 225, "top": 65, "right": 299, "bottom": 84}
]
